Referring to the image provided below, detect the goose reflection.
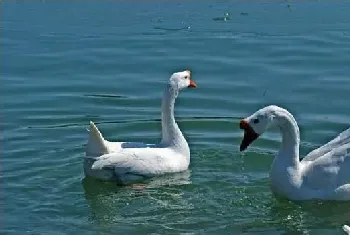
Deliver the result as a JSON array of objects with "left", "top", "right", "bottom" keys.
[
  {"left": 267, "top": 197, "right": 350, "bottom": 234},
  {"left": 82, "top": 170, "right": 192, "bottom": 226}
]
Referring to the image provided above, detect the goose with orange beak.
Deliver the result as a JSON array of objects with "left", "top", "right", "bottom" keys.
[{"left": 84, "top": 70, "right": 197, "bottom": 184}]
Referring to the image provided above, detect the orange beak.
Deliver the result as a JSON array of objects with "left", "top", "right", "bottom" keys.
[
  {"left": 188, "top": 80, "right": 197, "bottom": 88},
  {"left": 239, "top": 120, "right": 259, "bottom": 151}
]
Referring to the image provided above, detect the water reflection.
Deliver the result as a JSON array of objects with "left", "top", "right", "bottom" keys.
[
  {"left": 268, "top": 197, "right": 350, "bottom": 234},
  {"left": 82, "top": 171, "right": 193, "bottom": 227}
]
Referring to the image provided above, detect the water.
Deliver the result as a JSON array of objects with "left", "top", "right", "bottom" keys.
[{"left": 2, "top": 1, "right": 350, "bottom": 234}]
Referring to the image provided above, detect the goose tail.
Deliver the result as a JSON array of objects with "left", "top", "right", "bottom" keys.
[
  {"left": 343, "top": 225, "right": 350, "bottom": 234},
  {"left": 86, "top": 121, "right": 109, "bottom": 157}
]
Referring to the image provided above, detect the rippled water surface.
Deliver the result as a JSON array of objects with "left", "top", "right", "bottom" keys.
[{"left": 2, "top": 1, "right": 350, "bottom": 234}]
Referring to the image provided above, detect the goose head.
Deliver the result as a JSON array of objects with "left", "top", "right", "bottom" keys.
[
  {"left": 169, "top": 70, "right": 196, "bottom": 91},
  {"left": 239, "top": 105, "right": 281, "bottom": 151}
]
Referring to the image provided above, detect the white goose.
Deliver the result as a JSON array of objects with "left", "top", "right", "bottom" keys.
[
  {"left": 344, "top": 225, "right": 350, "bottom": 234},
  {"left": 239, "top": 105, "right": 350, "bottom": 200},
  {"left": 84, "top": 70, "right": 196, "bottom": 184}
]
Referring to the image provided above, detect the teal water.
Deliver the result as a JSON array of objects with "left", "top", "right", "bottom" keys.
[{"left": 2, "top": 1, "right": 350, "bottom": 234}]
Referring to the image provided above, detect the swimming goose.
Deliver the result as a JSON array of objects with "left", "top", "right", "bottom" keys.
[
  {"left": 84, "top": 70, "right": 196, "bottom": 184},
  {"left": 239, "top": 105, "right": 350, "bottom": 200},
  {"left": 344, "top": 225, "right": 350, "bottom": 234}
]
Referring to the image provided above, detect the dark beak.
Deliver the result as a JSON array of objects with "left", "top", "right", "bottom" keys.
[
  {"left": 188, "top": 79, "right": 197, "bottom": 88},
  {"left": 239, "top": 120, "right": 259, "bottom": 151}
]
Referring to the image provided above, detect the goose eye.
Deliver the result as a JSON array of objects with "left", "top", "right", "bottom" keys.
[
  {"left": 184, "top": 76, "right": 188, "bottom": 79},
  {"left": 253, "top": 118, "right": 259, "bottom": 124}
]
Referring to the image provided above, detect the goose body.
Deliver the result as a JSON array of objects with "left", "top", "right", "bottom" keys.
[
  {"left": 239, "top": 105, "right": 350, "bottom": 200},
  {"left": 84, "top": 70, "right": 196, "bottom": 184}
]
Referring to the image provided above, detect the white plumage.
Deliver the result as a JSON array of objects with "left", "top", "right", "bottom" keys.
[
  {"left": 239, "top": 105, "right": 350, "bottom": 200},
  {"left": 84, "top": 70, "right": 196, "bottom": 184}
]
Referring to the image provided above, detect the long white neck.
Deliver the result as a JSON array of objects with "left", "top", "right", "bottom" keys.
[
  {"left": 269, "top": 108, "right": 302, "bottom": 197},
  {"left": 160, "top": 85, "right": 190, "bottom": 157},
  {"left": 275, "top": 109, "right": 300, "bottom": 167}
]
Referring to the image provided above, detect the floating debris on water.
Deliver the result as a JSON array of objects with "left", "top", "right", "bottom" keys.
[
  {"left": 212, "top": 12, "right": 231, "bottom": 22},
  {"left": 153, "top": 26, "right": 190, "bottom": 32}
]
